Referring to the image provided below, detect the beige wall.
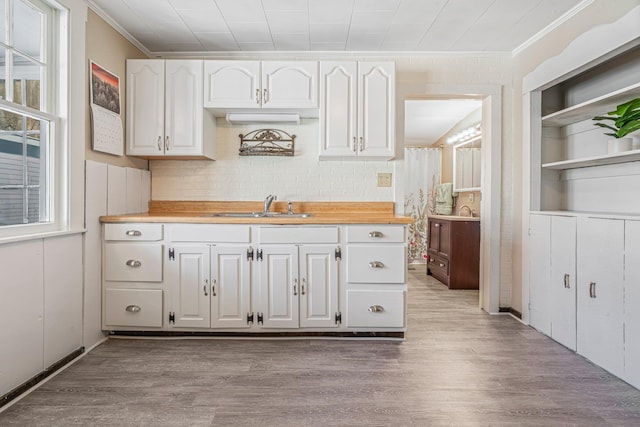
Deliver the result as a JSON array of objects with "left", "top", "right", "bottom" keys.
[
  {"left": 85, "top": 9, "right": 148, "bottom": 169},
  {"left": 509, "top": 0, "right": 640, "bottom": 313}
]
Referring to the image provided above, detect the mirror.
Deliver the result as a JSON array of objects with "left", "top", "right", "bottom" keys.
[{"left": 453, "top": 135, "right": 481, "bottom": 192}]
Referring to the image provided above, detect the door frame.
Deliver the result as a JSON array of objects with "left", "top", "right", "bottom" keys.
[{"left": 395, "top": 83, "right": 502, "bottom": 313}]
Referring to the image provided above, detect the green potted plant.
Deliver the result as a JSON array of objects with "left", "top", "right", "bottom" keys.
[{"left": 593, "top": 97, "right": 640, "bottom": 154}]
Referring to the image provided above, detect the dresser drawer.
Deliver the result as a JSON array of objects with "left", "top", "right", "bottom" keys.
[
  {"left": 346, "top": 245, "right": 406, "bottom": 283},
  {"left": 105, "top": 243, "right": 163, "bottom": 282},
  {"left": 427, "top": 252, "right": 449, "bottom": 275},
  {"left": 346, "top": 289, "right": 405, "bottom": 328},
  {"left": 345, "top": 225, "right": 405, "bottom": 243},
  {"left": 105, "top": 288, "right": 163, "bottom": 328},
  {"left": 104, "top": 223, "right": 163, "bottom": 241},
  {"left": 170, "top": 224, "right": 251, "bottom": 243},
  {"left": 260, "top": 226, "right": 339, "bottom": 244}
]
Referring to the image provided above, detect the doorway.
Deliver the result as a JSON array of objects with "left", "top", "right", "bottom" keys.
[{"left": 395, "top": 84, "right": 502, "bottom": 313}]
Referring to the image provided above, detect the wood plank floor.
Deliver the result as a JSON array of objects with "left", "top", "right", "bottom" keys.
[{"left": 2, "top": 269, "right": 640, "bottom": 426}]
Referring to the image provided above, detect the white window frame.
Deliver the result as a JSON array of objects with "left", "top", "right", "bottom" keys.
[{"left": 0, "top": 0, "right": 67, "bottom": 240}]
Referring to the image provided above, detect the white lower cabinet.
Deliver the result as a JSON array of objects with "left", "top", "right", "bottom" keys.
[
  {"left": 105, "top": 289, "right": 163, "bottom": 328},
  {"left": 346, "top": 288, "right": 405, "bottom": 328},
  {"left": 210, "top": 245, "right": 252, "bottom": 328},
  {"left": 576, "top": 217, "right": 625, "bottom": 378},
  {"left": 258, "top": 244, "right": 339, "bottom": 329},
  {"left": 624, "top": 220, "right": 640, "bottom": 389},
  {"left": 550, "top": 216, "right": 577, "bottom": 350},
  {"left": 528, "top": 214, "right": 552, "bottom": 336}
]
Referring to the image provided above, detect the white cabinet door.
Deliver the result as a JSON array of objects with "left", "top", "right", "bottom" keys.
[
  {"left": 259, "top": 245, "right": 299, "bottom": 328},
  {"left": 126, "top": 59, "right": 165, "bottom": 156},
  {"left": 299, "top": 245, "right": 338, "bottom": 328},
  {"left": 358, "top": 62, "right": 394, "bottom": 158},
  {"left": 210, "top": 245, "right": 251, "bottom": 329},
  {"left": 262, "top": 61, "right": 318, "bottom": 108},
  {"left": 204, "top": 60, "right": 260, "bottom": 108},
  {"left": 577, "top": 217, "right": 624, "bottom": 377},
  {"left": 319, "top": 61, "right": 357, "bottom": 157},
  {"left": 624, "top": 220, "right": 640, "bottom": 389},
  {"left": 168, "top": 245, "right": 211, "bottom": 328},
  {"left": 550, "top": 216, "right": 577, "bottom": 350},
  {"left": 165, "top": 60, "right": 204, "bottom": 156},
  {"left": 528, "top": 214, "right": 551, "bottom": 336}
]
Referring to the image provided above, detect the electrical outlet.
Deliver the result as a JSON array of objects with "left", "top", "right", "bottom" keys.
[
  {"left": 377, "top": 173, "right": 392, "bottom": 187},
  {"left": 468, "top": 193, "right": 474, "bottom": 202}
]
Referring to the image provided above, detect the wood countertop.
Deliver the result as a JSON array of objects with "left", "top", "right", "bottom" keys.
[{"left": 100, "top": 201, "right": 413, "bottom": 225}]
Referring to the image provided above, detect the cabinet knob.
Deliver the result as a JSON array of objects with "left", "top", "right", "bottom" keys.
[
  {"left": 434, "top": 223, "right": 441, "bottom": 228},
  {"left": 439, "top": 263, "right": 445, "bottom": 268},
  {"left": 368, "top": 261, "right": 384, "bottom": 269},
  {"left": 368, "top": 305, "right": 384, "bottom": 313},
  {"left": 125, "top": 230, "right": 142, "bottom": 237},
  {"left": 125, "top": 305, "right": 141, "bottom": 313},
  {"left": 368, "top": 231, "right": 384, "bottom": 238},
  {"left": 125, "top": 259, "right": 142, "bottom": 268}
]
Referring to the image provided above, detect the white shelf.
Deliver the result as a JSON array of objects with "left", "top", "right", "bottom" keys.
[
  {"left": 542, "top": 82, "right": 640, "bottom": 127},
  {"left": 542, "top": 149, "right": 640, "bottom": 170}
]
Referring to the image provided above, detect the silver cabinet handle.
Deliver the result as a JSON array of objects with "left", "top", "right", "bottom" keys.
[
  {"left": 589, "top": 282, "right": 596, "bottom": 298},
  {"left": 293, "top": 278, "right": 298, "bottom": 296},
  {"left": 125, "top": 230, "right": 141, "bottom": 236},
  {"left": 157, "top": 136, "right": 162, "bottom": 151},
  {"left": 256, "top": 88, "right": 260, "bottom": 104},
  {"left": 301, "top": 278, "right": 306, "bottom": 295},
  {"left": 212, "top": 279, "right": 217, "bottom": 296},
  {"left": 434, "top": 223, "right": 441, "bottom": 228},
  {"left": 204, "top": 279, "right": 208, "bottom": 296},
  {"left": 368, "top": 305, "right": 384, "bottom": 313},
  {"left": 368, "top": 261, "right": 384, "bottom": 269},
  {"left": 564, "top": 274, "right": 570, "bottom": 289},
  {"left": 125, "top": 305, "right": 141, "bottom": 313},
  {"left": 165, "top": 136, "right": 170, "bottom": 151},
  {"left": 359, "top": 136, "right": 364, "bottom": 152},
  {"left": 352, "top": 137, "right": 357, "bottom": 152},
  {"left": 439, "top": 263, "right": 445, "bottom": 268},
  {"left": 125, "top": 259, "right": 142, "bottom": 268},
  {"left": 368, "top": 231, "right": 383, "bottom": 238},
  {"left": 263, "top": 88, "right": 268, "bottom": 104}
]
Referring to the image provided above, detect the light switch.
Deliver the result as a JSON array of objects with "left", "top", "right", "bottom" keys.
[{"left": 377, "top": 173, "right": 392, "bottom": 187}]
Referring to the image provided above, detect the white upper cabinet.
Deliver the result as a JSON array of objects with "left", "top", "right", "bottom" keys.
[
  {"left": 319, "top": 61, "right": 395, "bottom": 160},
  {"left": 204, "top": 60, "right": 318, "bottom": 110},
  {"left": 126, "top": 59, "right": 215, "bottom": 159}
]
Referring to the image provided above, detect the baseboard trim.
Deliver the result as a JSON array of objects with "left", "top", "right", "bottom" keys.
[
  {"left": 499, "top": 306, "right": 522, "bottom": 319},
  {"left": 108, "top": 330, "right": 405, "bottom": 339},
  {"left": 0, "top": 347, "right": 84, "bottom": 410}
]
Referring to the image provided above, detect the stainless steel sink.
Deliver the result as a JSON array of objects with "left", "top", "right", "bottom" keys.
[{"left": 205, "top": 212, "right": 312, "bottom": 218}]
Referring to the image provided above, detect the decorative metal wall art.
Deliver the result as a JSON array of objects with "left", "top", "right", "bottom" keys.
[{"left": 238, "top": 129, "right": 296, "bottom": 156}]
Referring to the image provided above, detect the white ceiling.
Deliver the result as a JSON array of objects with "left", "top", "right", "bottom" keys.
[
  {"left": 89, "top": 0, "right": 587, "bottom": 54},
  {"left": 405, "top": 100, "right": 481, "bottom": 146}
]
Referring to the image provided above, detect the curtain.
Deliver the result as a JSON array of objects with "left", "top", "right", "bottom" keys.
[{"left": 404, "top": 147, "right": 441, "bottom": 263}]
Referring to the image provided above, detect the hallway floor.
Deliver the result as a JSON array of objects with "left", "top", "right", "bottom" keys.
[{"left": 2, "top": 270, "right": 639, "bottom": 426}]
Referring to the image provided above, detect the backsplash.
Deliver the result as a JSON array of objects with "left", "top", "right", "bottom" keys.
[{"left": 150, "top": 118, "right": 394, "bottom": 202}]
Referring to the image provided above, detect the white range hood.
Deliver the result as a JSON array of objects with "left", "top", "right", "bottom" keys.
[{"left": 226, "top": 112, "right": 300, "bottom": 125}]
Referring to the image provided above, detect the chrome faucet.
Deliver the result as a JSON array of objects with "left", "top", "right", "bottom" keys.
[
  {"left": 263, "top": 194, "right": 277, "bottom": 213},
  {"left": 458, "top": 204, "right": 472, "bottom": 217}
]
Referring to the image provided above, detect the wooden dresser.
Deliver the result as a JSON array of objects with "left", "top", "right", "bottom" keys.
[{"left": 426, "top": 215, "right": 480, "bottom": 290}]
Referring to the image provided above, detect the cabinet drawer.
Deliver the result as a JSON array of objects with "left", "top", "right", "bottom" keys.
[
  {"left": 105, "top": 243, "right": 163, "bottom": 282},
  {"left": 427, "top": 252, "right": 449, "bottom": 275},
  {"left": 104, "top": 223, "right": 163, "bottom": 241},
  {"left": 170, "top": 224, "right": 251, "bottom": 243},
  {"left": 346, "top": 225, "right": 405, "bottom": 243},
  {"left": 346, "top": 245, "right": 406, "bottom": 283},
  {"left": 346, "top": 289, "right": 405, "bottom": 328},
  {"left": 260, "top": 226, "right": 339, "bottom": 244},
  {"left": 105, "top": 288, "right": 163, "bottom": 328}
]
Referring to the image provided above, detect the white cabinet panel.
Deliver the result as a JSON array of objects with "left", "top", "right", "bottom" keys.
[
  {"left": 358, "top": 62, "right": 395, "bottom": 158},
  {"left": 125, "top": 168, "right": 142, "bottom": 214},
  {"left": 0, "top": 241, "right": 44, "bottom": 396},
  {"left": 104, "top": 243, "right": 163, "bottom": 282},
  {"left": 210, "top": 246, "right": 251, "bottom": 329},
  {"left": 259, "top": 245, "right": 299, "bottom": 328},
  {"left": 262, "top": 61, "right": 318, "bottom": 108},
  {"left": 319, "top": 61, "right": 357, "bottom": 157},
  {"left": 105, "top": 289, "right": 163, "bottom": 328},
  {"left": 624, "top": 220, "right": 640, "bottom": 389},
  {"left": 346, "top": 289, "right": 405, "bottom": 328},
  {"left": 550, "top": 215, "right": 576, "bottom": 350},
  {"left": 346, "top": 245, "right": 406, "bottom": 284},
  {"left": 528, "top": 214, "right": 551, "bottom": 335},
  {"left": 107, "top": 164, "right": 127, "bottom": 216},
  {"left": 346, "top": 225, "right": 405, "bottom": 243},
  {"left": 165, "top": 60, "right": 204, "bottom": 156},
  {"left": 576, "top": 217, "right": 624, "bottom": 377},
  {"left": 104, "top": 223, "right": 163, "bottom": 241},
  {"left": 299, "top": 245, "right": 339, "bottom": 328},
  {"left": 43, "top": 235, "right": 83, "bottom": 368},
  {"left": 168, "top": 245, "right": 211, "bottom": 328},
  {"left": 204, "top": 60, "right": 260, "bottom": 108}
]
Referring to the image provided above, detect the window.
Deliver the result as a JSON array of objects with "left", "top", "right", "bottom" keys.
[{"left": 0, "top": 0, "right": 57, "bottom": 230}]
